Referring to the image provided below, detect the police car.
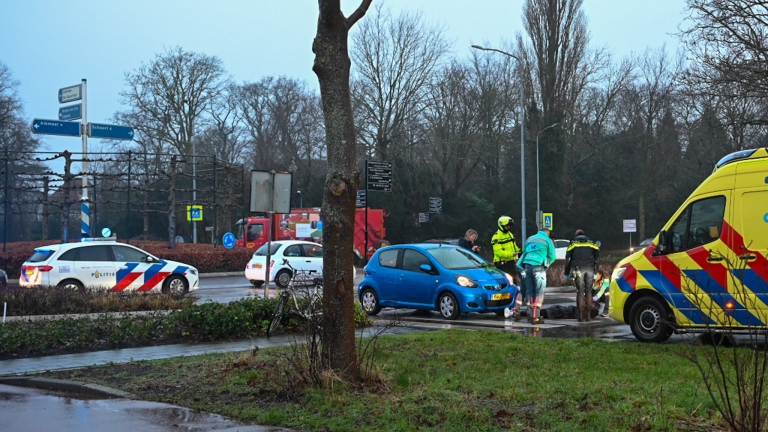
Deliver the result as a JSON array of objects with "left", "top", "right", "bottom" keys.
[{"left": 19, "top": 238, "right": 199, "bottom": 294}]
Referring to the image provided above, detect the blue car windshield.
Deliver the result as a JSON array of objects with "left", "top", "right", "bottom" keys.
[{"left": 426, "top": 247, "right": 486, "bottom": 270}]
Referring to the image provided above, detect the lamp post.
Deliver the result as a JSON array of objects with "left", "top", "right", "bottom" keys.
[
  {"left": 297, "top": 190, "right": 303, "bottom": 208},
  {"left": 471, "top": 45, "right": 527, "bottom": 240},
  {"left": 536, "top": 122, "right": 559, "bottom": 229}
]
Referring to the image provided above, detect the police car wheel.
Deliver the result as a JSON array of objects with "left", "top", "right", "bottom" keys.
[
  {"left": 162, "top": 275, "right": 188, "bottom": 295},
  {"left": 360, "top": 288, "right": 381, "bottom": 315},
  {"left": 438, "top": 292, "right": 461, "bottom": 320},
  {"left": 58, "top": 279, "right": 84, "bottom": 292},
  {"left": 629, "top": 296, "right": 674, "bottom": 343}
]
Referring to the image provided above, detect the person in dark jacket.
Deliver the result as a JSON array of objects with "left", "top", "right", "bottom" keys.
[
  {"left": 565, "top": 229, "right": 600, "bottom": 322},
  {"left": 458, "top": 229, "right": 481, "bottom": 253}
]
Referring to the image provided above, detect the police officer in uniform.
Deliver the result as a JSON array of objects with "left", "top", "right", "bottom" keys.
[
  {"left": 564, "top": 229, "right": 600, "bottom": 322},
  {"left": 492, "top": 216, "right": 522, "bottom": 319}
]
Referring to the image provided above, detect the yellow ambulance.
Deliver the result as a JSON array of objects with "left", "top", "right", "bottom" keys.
[{"left": 610, "top": 148, "right": 768, "bottom": 342}]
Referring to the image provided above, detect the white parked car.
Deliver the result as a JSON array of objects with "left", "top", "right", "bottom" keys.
[
  {"left": 554, "top": 239, "right": 570, "bottom": 260},
  {"left": 19, "top": 238, "right": 199, "bottom": 294},
  {"left": 245, "top": 240, "right": 355, "bottom": 289}
]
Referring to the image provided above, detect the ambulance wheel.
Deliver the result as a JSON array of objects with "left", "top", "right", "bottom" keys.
[
  {"left": 58, "top": 279, "right": 84, "bottom": 292},
  {"left": 162, "top": 275, "right": 188, "bottom": 296},
  {"left": 629, "top": 296, "right": 674, "bottom": 343}
]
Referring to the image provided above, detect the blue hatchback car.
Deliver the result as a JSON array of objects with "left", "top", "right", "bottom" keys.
[{"left": 358, "top": 244, "right": 519, "bottom": 319}]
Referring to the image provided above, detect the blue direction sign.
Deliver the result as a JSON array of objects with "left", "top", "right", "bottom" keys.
[
  {"left": 59, "top": 104, "right": 82, "bottom": 121},
  {"left": 31, "top": 119, "right": 81, "bottom": 137},
  {"left": 222, "top": 232, "right": 236, "bottom": 249},
  {"left": 88, "top": 123, "right": 134, "bottom": 140}
]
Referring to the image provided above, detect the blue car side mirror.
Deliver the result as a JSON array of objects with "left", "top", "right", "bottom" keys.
[{"left": 420, "top": 264, "right": 432, "bottom": 273}]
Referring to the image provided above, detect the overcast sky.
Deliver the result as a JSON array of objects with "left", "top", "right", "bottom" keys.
[{"left": 1, "top": 0, "right": 687, "bottom": 157}]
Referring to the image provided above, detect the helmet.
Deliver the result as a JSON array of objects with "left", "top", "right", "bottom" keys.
[{"left": 498, "top": 216, "right": 514, "bottom": 229}]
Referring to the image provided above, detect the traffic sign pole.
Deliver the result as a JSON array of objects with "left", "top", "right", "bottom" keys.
[
  {"left": 364, "top": 160, "right": 369, "bottom": 266},
  {"left": 80, "top": 79, "right": 90, "bottom": 240}
]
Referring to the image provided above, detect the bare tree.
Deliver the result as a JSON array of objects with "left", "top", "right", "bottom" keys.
[
  {"left": 312, "top": 0, "right": 373, "bottom": 382},
  {"left": 121, "top": 47, "right": 228, "bottom": 156},
  {"left": 351, "top": 3, "right": 450, "bottom": 160},
  {"left": 681, "top": 0, "right": 768, "bottom": 113},
  {"left": 196, "top": 83, "right": 247, "bottom": 165}
]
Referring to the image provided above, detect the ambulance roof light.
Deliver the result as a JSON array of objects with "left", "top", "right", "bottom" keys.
[{"left": 714, "top": 149, "right": 758, "bottom": 172}]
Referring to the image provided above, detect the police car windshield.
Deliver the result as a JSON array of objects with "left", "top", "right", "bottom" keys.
[
  {"left": 28, "top": 249, "right": 54, "bottom": 263},
  {"left": 426, "top": 247, "right": 485, "bottom": 270},
  {"left": 255, "top": 243, "right": 282, "bottom": 256}
]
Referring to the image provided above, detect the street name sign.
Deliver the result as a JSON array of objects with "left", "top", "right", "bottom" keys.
[
  {"left": 88, "top": 123, "right": 135, "bottom": 140},
  {"left": 367, "top": 160, "right": 392, "bottom": 192},
  {"left": 58, "top": 104, "right": 82, "bottom": 121},
  {"left": 31, "top": 119, "right": 81, "bottom": 137},
  {"left": 58, "top": 84, "right": 82, "bottom": 104}
]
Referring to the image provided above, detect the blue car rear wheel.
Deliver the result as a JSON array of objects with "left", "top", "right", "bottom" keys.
[{"left": 361, "top": 288, "right": 381, "bottom": 315}]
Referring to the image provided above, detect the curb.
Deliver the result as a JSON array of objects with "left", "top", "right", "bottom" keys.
[
  {"left": 0, "top": 377, "right": 136, "bottom": 399},
  {"left": 198, "top": 271, "right": 244, "bottom": 279}
]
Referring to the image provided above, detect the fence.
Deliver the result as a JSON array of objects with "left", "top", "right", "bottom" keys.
[{"left": 0, "top": 150, "right": 248, "bottom": 251}]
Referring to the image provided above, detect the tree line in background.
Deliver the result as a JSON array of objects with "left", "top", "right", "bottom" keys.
[{"left": 1, "top": 0, "right": 766, "bottom": 251}]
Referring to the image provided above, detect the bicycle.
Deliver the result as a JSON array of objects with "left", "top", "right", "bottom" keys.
[{"left": 267, "top": 259, "right": 324, "bottom": 337}]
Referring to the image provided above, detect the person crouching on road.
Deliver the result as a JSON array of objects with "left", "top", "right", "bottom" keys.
[
  {"left": 492, "top": 216, "right": 522, "bottom": 319},
  {"left": 565, "top": 229, "right": 600, "bottom": 322},
  {"left": 593, "top": 269, "right": 611, "bottom": 318},
  {"left": 516, "top": 227, "right": 556, "bottom": 324},
  {"left": 458, "top": 229, "right": 481, "bottom": 253}
]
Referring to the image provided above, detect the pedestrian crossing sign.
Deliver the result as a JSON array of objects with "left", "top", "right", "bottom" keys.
[
  {"left": 187, "top": 205, "right": 204, "bottom": 222},
  {"left": 542, "top": 212, "right": 553, "bottom": 230}
]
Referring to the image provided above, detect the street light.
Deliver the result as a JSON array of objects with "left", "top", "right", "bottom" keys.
[
  {"left": 471, "top": 45, "right": 528, "bottom": 241},
  {"left": 536, "top": 122, "right": 559, "bottom": 229},
  {"left": 297, "top": 190, "right": 303, "bottom": 208}
]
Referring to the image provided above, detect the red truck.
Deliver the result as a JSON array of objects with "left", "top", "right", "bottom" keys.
[{"left": 235, "top": 207, "right": 388, "bottom": 265}]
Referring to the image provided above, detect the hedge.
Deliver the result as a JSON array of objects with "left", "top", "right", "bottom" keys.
[{"left": 0, "top": 240, "right": 253, "bottom": 279}]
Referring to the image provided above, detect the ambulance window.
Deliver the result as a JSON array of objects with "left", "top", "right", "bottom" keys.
[
  {"left": 687, "top": 196, "right": 726, "bottom": 249},
  {"left": 668, "top": 208, "right": 690, "bottom": 253}
]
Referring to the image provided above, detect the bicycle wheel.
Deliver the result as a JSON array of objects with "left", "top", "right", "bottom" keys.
[{"left": 267, "top": 294, "right": 287, "bottom": 337}]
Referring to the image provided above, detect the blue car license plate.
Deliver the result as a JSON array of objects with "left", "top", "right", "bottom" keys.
[{"left": 491, "top": 293, "right": 510, "bottom": 301}]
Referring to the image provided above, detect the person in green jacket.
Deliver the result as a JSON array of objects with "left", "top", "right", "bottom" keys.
[
  {"left": 491, "top": 216, "right": 522, "bottom": 318},
  {"left": 592, "top": 269, "right": 611, "bottom": 317},
  {"left": 516, "top": 227, "right": 557, "bottom": 324}
]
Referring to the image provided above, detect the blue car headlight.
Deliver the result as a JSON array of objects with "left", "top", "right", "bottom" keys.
[{"left": 455, "top": 275, "right": 478, "bottom": 288}]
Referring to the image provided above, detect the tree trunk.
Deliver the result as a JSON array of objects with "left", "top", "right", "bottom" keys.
[{"left": 313, "top": 0, "right": 372, "bottom": 381}]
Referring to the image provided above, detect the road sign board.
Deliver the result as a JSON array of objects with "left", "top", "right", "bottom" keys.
[
  {"left": 59, "top": 84, "right": 82, "bottom": 104},
  {"left": 31, "top": 119, "right": 81, "bottom": 137},
  {"left": 187, "top": 205, "right": 203, "bottom": 222},
  {"left": 367, "top": 160, "right": 392, "bottom": 192},
  {"left": 88, "top": 123, "right": 135, "bottom": 140},
  {"left": 429, "top": 197, "right": 442, "bottom": 214},
  {"left": 356, "top": 190, "right": 366, "bottom": 208},
  {"left": 222, "top": 232, "right": 236, "bottom": 249},
  {"left": 418, "top": 213, "right": 430, "bottom": 223},
  {"left": 101, "top": 227, "right": 112, "bottom": 238},
  {"left": 623, "top": 219, "right": 637, "bottom": 233},
  {"left": 542, "top": 212, "right": 553, "bottom": 230},
  {"left": 58, "top": 104, "right": 82, "bottom": 121}
]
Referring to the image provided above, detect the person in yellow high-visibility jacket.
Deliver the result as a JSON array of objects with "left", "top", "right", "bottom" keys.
[{"left": 491, "top": 216, "right": 522, "bottom": 319}]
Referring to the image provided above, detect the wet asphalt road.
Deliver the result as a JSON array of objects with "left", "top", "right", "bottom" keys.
[
  {"left": 195, "top": 275, "right": 644, "bottom": 341},
  {"left": 0, "top": 384, "right": 289, "bottom": 432}
]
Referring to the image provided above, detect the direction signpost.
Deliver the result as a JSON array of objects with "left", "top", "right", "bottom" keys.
[
  {"left": 356, "top": 190, "right": 366, "bottom": 208},
  {"left": 623, "top": 219, "right": 637, "bottom": 249},
  {"left": 429, "top": 197, "right": 442, "bottom": 214},
  {"left": 58, "top": 104, "right": 82, "bottom": 121},
  {"left": 364, "top": 160, "right": 393, "bottom": 264},
  {"left": 88, "top": 123, "right": 135, "bottom": 140},
  {"left": 58, "top": 84, "right": 82, "bottom": 104},
  {"left": 31, "top": 119, "right": 81, "bottom": 137},
  {"left": 418, "top": 213, "right": 430, "bottom": 223}
]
